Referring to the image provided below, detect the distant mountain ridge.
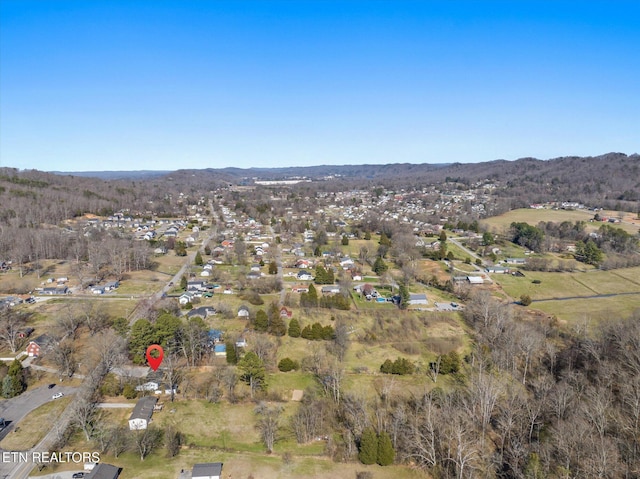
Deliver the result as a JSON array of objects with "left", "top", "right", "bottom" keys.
[{"left": 52, "top": 170, "right": 172, "bottom": 180}]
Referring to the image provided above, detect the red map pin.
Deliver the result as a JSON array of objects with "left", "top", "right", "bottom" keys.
[{"left": 145, "top": 344, "right": 164, "bottom": 371}]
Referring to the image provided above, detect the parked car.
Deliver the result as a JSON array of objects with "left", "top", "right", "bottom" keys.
[
  {"left": 52, "top": 392, "right": 64, "bottom": 400},
  {"left": 72, "top": 473, "right": 85, "bottom": 479},
  {"left": 47, "top": 383, "right": 56, "bottom": 389}
]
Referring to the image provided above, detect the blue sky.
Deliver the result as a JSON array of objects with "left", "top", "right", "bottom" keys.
[{"left": 1, "top": 1, "right": 638, "bottom": 171}]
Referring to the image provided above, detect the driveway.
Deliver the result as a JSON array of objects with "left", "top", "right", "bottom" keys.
[{"left": 27, "top": 472, "right": 85, "bottom": 479}]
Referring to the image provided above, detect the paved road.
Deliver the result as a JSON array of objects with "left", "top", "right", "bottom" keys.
[
  {"left": 0, "top": 384, "right": 78, "bottom": 443},
  {"left": 0, "top": 384, "right": 79, "bottom": 479},
  {"left": 449, "top": 237, "right": 484, "bottom": 265}
]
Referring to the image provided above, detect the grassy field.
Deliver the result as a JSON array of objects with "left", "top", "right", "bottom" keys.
[
  {"left": 0, "top": 397, "right": 71, "bottom": 450},
  {"left": 481, "top": 208, "right": 639, "bottom": 235},
  {"left": 493, "top": 266, "right": 640, "bottom": 323},
  {"left": 529, "top": 295, "right": 640, "bottom": 325},
  {"left": 32, "top": 446, "right": 431, "bottom": 479}
]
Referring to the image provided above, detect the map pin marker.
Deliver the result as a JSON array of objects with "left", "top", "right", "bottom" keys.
[{"left": 146, "top": 344, "right": 164, "bottom": 371}]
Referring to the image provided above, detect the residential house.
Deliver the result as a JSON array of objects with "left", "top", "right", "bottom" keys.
[
  {"left": 505, "top": 258, "right": 526, "bottom": 265},
  {"left": 85, "top": 463, "right": 121, "bottom": 479},
  {"left": 485, "top": 266, "right": 509, "bottom": 274},
  {"left": 179, "top": 292, "right": 194, "bottom": 305},
  {"left": 321, "top": 285, "right": 341, "bottom": 294},
  {"left": 409, "top": 293, "right": 428, "bottom": 305},
  {"left": 41, "top": 286, "right": 69, "bottom": 295},
  {"left": 237, "top": 305, "right": 250, "bottom": 318},
  {"left": 214, "top": 344, "right": 226, "bottom": 357},
  {"left": 467, "top": 276, "right": 484, "bottom": 285},
  {"left": 128, "top": 396, "right": 158, "bottom": 430},
  {"left": 135, "top": 381, "right": 159, "bottom": 392},
  {"left": 26, "top": 334, "right": 51, "bottom": 357},
  {"left": 296, "top": 270, "right": 313, "bottom": 281},
  {"left": 279, "top": 307, "right": 293, "bottom": 319},
  {"left": 291, "top": 284, "right": 309, "bottom": 293},
  {"left": 187, "top": 307, "right": 216, "bottom": 319},
  {"left": 187, "top": 281, "right": 206, "bottom": 291},
  {"left": 192, "top": 463, "right": 223, "bottom": 479}
]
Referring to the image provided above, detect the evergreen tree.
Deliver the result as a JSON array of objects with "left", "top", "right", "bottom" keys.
[
  {"left": 440, "top": 351, "right": 461, "bottom": 374},
  {"left": 301, "top": 325, "right": 314, "bottom": 340},
  {"left": 268, "top": 262, "right": 278, "bottom": 274},
  {"left": 392, "top": 357, "right": 415, "bottom": 375},
  {"left": 225, "top": 339, "right": 238, "bottom": 365},
  {"left": 380, "top": 359, "right": 394, "bottom": 374},
  {"left": 377, "top": 431, "right": 395, "bottom": 466},
  {"left": 364, "top": 231, "right": 372, "bottom": 240},
  {"left": 311, "top": 322, "right": 324, "bottom": 340},
  {"left": 155, "top": 313, "right": 181, "bottom": 346},
  {"left": 255, "top": 310, "right": 268, "bottom": 332},
  {"left": 358, "top": 428, "right": 378, "bottom": 465},
  {"left": 373, "top": 256, "right": 388, "bottom": 275},
  {"left": 1, "top": 375, "right": 13, "bottom": 399},
  {"left": 288, "top": 318, "right": 301, "bottom": 337},
  {"left": 307, "top": 284, "right": 318, "bottom": 307},
  {"left": 194, "top": 251, "right": 203, "bottom": 266},
  {"left": 180, "top": 275, "right": 187, "bottom": 290},
  {"left": 379, "top": 232, "right": 392, "bottom": 247},
  {"left": 269, "top": 316, "right": 287, "bottom": 336},
  {"left": 129, "top": 319, "right": 158, "bottom": 364},
  {"left": 398, "top": 283, "right": 410, "bottom": 310},
  {"left": 238, "top": 351, "right": 266, "bottom": 398},
  {"left": 341, "top": 235, "right": 349, "bottom": 245},
  {"left": 321, "top": 325, "right": 335, "bottom": 340}
]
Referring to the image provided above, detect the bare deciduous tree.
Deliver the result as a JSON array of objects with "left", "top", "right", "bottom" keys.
[{"left": 255, "top": 402, "right": 282, "bottom": 453}]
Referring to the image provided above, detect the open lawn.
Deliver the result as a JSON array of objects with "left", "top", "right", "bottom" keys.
[
  {"left": 531, "top": 294, "right": 640, "bottom": 325},
  {"left": 32, "top": 446, "right": 430, "bottom": 479},
  {"left": 493, "top": 266, "right": 640, "bottom": 323},
  {"left": 481, "top": 208, "right": 639, "bottom": 235}
]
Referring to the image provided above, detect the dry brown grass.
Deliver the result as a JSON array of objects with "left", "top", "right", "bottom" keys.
[{"left": 0, "top": 397, "right": 71, "bottom": 450}]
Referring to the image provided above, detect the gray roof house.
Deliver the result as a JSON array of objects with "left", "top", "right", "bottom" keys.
[
  {"left": 86, "top": 463, "right": 121, "bottom": 479},
  {"left": 128, "top": 396, "right": 158, "bottom": 430},
  {"left": 409, "top": 293, "right": 428, "bottom": 305},
  {"left": 192, "top": 463, "right": 223, "bottom": 479}
]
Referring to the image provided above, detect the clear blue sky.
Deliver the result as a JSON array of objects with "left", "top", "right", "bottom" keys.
[{"left": 1, "top": 1, "right": 638, "bottom": 171}]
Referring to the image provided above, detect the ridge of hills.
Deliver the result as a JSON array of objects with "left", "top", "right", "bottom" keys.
[{"left": 0, "top": 153, "right": 638, "bottom": 228}]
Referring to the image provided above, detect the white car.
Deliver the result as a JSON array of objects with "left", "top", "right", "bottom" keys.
[{"left": 52, "top": 392, "right": 64, "bottom": 400}]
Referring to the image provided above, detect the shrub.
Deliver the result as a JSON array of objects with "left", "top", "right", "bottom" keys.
[
  {"left": 122, "top": 383, "right": 138, "bottom": 399},
  {"left": 520, "top": 294, "right": 533, "bottom": 306},
  {"left": 277, "top": 358, "right": 300, "bottom": 372}
]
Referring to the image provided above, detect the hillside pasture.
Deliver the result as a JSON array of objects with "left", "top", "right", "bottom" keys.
[
  {"left": 481, "top": 208, "right": 639, "bottom": 235},
  {"left": 493, "top": 266, "right": 640, "bottom": 323}
]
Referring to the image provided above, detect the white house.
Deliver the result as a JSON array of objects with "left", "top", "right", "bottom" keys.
[
  {"left": 179, "top": 292, "right": 194, "bottom": 305},
  {"left": 135, "top": 381, "right": 159, "bottom": 392},
  {"left": 128, "top": 396, "right": 158, "bottom": 430}
]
